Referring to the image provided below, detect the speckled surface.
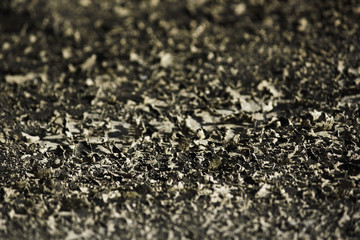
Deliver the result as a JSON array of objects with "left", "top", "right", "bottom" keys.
[{"left": 1, "top": 0, "right": 360, "bottom": 239}]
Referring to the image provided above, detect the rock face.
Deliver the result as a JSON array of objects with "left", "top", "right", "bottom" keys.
[{"left": 1, "top": 0, "right": 360, "bottom": 239}]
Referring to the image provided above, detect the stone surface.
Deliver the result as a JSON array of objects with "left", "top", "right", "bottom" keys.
[{"left": 0, "top": 0, "right": 360, "bottom": 239}]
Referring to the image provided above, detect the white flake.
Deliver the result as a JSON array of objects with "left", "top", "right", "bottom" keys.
[
  {"left": 159, "top": 52, "right": 173, "bottom": 68},
  {"left": 129, "top": 52, "right": 144, "bottom": 65},
  {"left": 150, "top": 119, "right": 175, "bottom": 133},
  {"left": 185, "top": 116, "right": 201, "bottom": 132},
  {"left": 114, "top": 6, "right": 129, "bottom": 17},
  {"left": 5, "top": 73, "right": 46, "bottom": 85},
  {"left": 226, "top": 87, "right": 261, "bottom": 112},
  {"left": 62, "top": 47, "right": 72, "bottom": 59},
  {"left": 255, "top": 184, "right": 271, "bottom": 198},
  {"left": 257, "top": 80, "right": 282, "bottom": 98},
  {"left": 22, "top": 132, "right": 40, "bottom": 143},
  {"left": 298, "top": 18, "right": 308, "bottom": 32},
  {"left": 224, "top": 128, "right": 235, "bottom": 142},
  {"left": 65, "top": 120, "right": 80, "bottom": 133},
  {"left": 65, "top": 229, "right": 94, "bottom": 240},
  {"left": 240, "top": 96, "right": 261, "bottom": 112},
  {"left": 310, "top": 109, "right": 322, "bottom": 121},
  {"left": 234, "top": 3, "right": 246, "bottom": 16},
  {"left": 81, "top": 54, "right": 97, "bottom": 72},
  {"left": 337, "top": 60, "right": 345, "bottom": 73},
  {"left": 197, "top": 128, "right": 205, "bottom": 140}
]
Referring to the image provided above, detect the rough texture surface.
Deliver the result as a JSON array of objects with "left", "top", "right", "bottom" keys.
[{"left": 1, "top": 0, "right": 360, "bottom": 239}]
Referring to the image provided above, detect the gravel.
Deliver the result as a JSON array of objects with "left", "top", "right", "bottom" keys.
[{"left": 1, "top": 0, "right": 360, "bottom": 239}]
